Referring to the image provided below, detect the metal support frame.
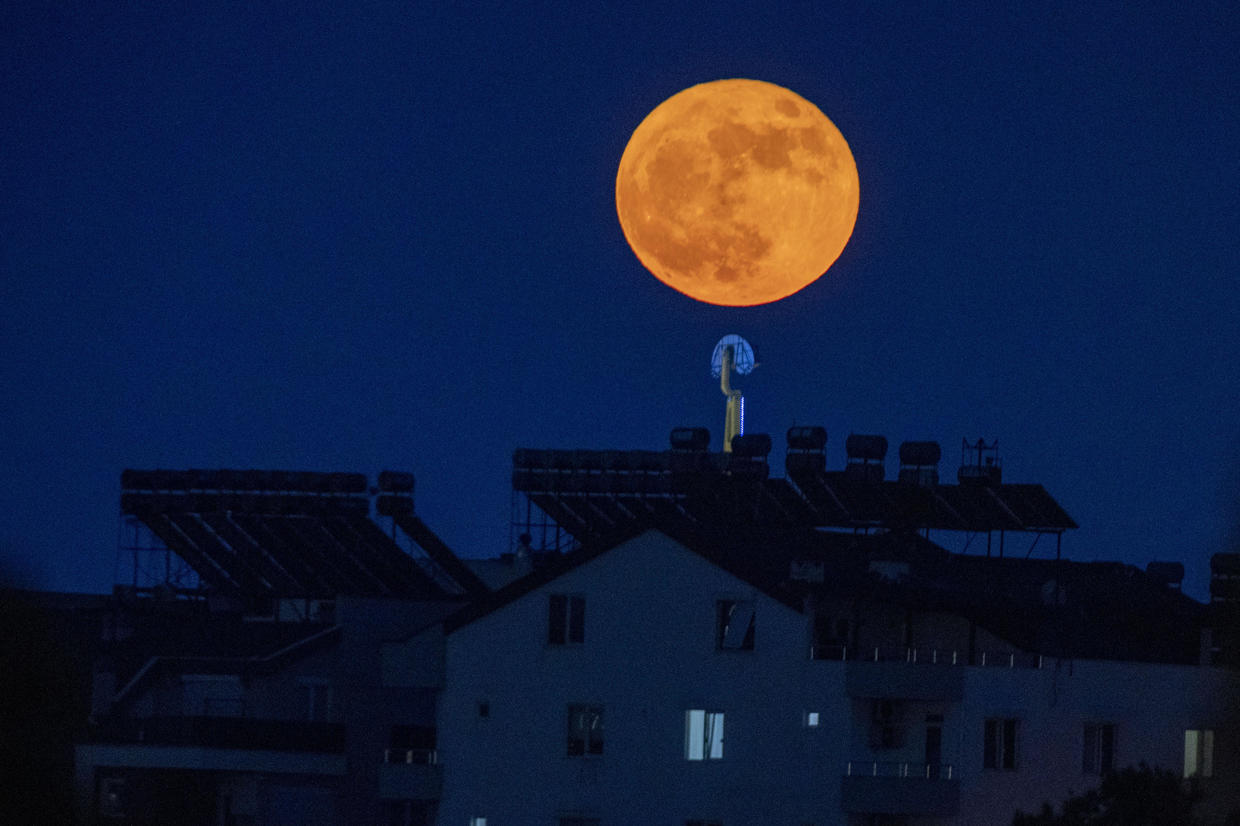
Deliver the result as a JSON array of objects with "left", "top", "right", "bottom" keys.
[{"left": 116, "top": 515, "right": 200, "bottom": 594}]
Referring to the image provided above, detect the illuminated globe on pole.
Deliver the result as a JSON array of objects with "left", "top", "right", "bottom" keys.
[{"left": 615, "top": 79, "right": 859, "bottom": 306}]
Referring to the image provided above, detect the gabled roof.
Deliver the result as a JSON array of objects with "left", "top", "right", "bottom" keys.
[
  {"left": 446, "top": 517, "right": 1206, "bottom": 665},
  {"left": 444, "top": 518, "right": 808, "bottom": 634}
]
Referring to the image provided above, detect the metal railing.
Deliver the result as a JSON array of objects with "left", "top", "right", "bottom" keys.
[
  {"left": 811, "top": 644, "right": 1047, "bottom": 669},
  {"left": 90, "top": 716, "right": 346, "bottom": 753},
  {"left": 383, "top": 748, "right": 439, "bottom": 765},
  {"left": 846, "top": 760, "right": 955, "bottom": 780}
]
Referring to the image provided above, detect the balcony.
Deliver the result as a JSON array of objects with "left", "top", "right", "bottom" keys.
[
  {"left": 841, "top": 761, "right": 960, "bottom": 816},
  {"left": 811, "top": 645, "right": 1048, "bottom": 700},
  {"left": 79, "top": 716, "right": 347, "bottom": 775},
  {"left": 90, "top": 716, "right": 346, "bottom": 753},
  {"left": 379, "top": 749, "right": 442, "bottom": 799},
  {"left": 845, "top": 648, "right": 964, "bottom": 701}
]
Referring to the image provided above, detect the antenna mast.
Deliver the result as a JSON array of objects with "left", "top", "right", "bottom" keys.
[{"left": 710, "top": 335, "right": 757, "bottom": 453}]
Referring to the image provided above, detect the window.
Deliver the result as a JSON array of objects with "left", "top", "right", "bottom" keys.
[
  {"left": 567, "top": 704, "right": 604, "bottom": 756},
  {"left": 384, "top": 800, "right": 434, "bottom": 826},
  {"left": 549, "top": 594, "right": 585, "bottom": 644},
  {"left": 182, "top": 674, "right": 243, "bottom": 717},
  {"left": 1184, "top": 729, "right": 1214, "bottom": 778},
  {"left": 469, "top": 819, "right": 487, "bottom": 826},
  {"left": 983, "top": 718, "right": 1018, "bottom": 770},
  {"left": 559, "top": 818, "right": 600, "bottom": 826},
  {"left": 716, "top": 599, "right": 755, "bottom": 650},
  {"left": 804, "top": 711, "right": 820, "bottom": 728},
  {"left": 870, "top": 699, "right": 902, "bottom": 749},
  {"left": 478, "top": 700, "right": 490, "bottom": 719},
  {"left": 685, "top": 820, "right": 723, "bottom": 826},
  {"left": 685, "top": 709, "right": 725, "bottom": 760},
  {"left": 297, "top": 679, "right": 331, "bottom": 722},
  {"left": 98, "top": 777, "right": 128, "bottom": 818},
  {"left": 386, "top": 725, "right": 437, "bottom": 764},
  {"left": 1083, "top": 723, "right": 1115, "bottom": 774}
]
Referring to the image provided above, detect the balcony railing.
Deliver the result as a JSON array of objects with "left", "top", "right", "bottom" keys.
[
  {"left": 841, "top": 760, "right": 961, "bottom": 816},
  {"left": 812, "top": 644, "right": 1047, "bottom": 669},
  {"left": 89, "top": 716, "right": 346, "bottom": 753},
  {"left": 383, "top": 748, "right": 439, "bottom": 765},
  {"left": 846, "top": 760, "right": 955, "bottom": 780}
]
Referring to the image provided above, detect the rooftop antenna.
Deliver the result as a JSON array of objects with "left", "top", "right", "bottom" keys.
[{"left": 710, "top": 334, "right": 757, "bottom": 453}]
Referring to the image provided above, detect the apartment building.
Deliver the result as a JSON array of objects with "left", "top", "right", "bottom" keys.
[
  {"left": 73, "top": 469, "right": 482, "bottom": 825},
  {"left": 436, "top": 525, "right": 1239, "bottom": 825},
  {"left": 61, "top": 431, "right": 1240, "bottom": 824},
  {"left": 431, "top": 429, "right": 1239, "bottom": 825}
]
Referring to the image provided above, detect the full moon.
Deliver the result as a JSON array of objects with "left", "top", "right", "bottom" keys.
[{"left": 616, "top": 79, "right": 859, "bottom": 306}]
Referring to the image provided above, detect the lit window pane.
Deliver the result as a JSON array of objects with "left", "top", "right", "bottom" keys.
[
  {"left": 707, "top": 712, "right": 724, "bottom": 759},
  {"left": 686, "top": 710, "right": 705, "bottom": 760},
  {"left": 685, "top": 709, "right": 724, "bottom": 760},
  {"left": 1184, "top": 730, "right": 1199, "bottom": 778}
]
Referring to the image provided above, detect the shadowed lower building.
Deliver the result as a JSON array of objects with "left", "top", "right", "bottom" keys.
[{"left": 74, "top": 469, "right": 486, "bottom": 826}]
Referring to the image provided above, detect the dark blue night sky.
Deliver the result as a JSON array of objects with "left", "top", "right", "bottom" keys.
[{"left": 3, "top": 2, "right": 1237, "bottom": 599}]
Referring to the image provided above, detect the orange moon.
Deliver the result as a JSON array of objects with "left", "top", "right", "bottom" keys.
[{"left": 615, "top": 79, "right": 859, "bottom": 306}]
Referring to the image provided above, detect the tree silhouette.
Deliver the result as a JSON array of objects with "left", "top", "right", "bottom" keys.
[{"left": 1013, "top": 764, "right": 1200, "bottom": 826}]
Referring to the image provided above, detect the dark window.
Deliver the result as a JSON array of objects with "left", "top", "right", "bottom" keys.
[
  {"left": 477, "top": 701, "right": 490, "bottom": 718},
  {"left": 386, "top": 725, "right": 436, "bottom": 764},
  {"left": 559, "top": 819, "right": 600, "bottom": 826},
  {"left": 384, "top": 800, "right": 435, "bottom": 826},
  {"left": 685, "top": 821, "right": 723, "bottom": 826},
  {"left": 716, "top": 599, "right": 755, "bottom": 650},
  {"left": 549, "top": 594, "right": 585, "bottom": 644},
  {"left": 984, "top": 718, "right": 1018, "bottom": 770},
  {"left": 567, "top": 704, "right": 603, "bottom": 756},
  {"left": 1083, "top": 723, "right": 1115, "bottom": 774},
  {"left": 300, "top": 682, "right": 330, "bottom": 722},
  {"left": 870, "top": 699, "right": 902, "bottom": 749}
]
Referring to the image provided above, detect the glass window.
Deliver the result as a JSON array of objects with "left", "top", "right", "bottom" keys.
[
  {"left": 1184, "top": 729, "right": 1214, "bottom": 778},
  {"left": 984, "top": 718, "right": 1018, "bottom": 770},
  {"left": 386, "top": 725, "right": 437, "bottom": 764},
  {"left": 685, "top": 709, "right": 725, "bottom": 760},
  {"left": 567, "top": 705, "right": 604, "bottom": 756},
  {"left": 384, "top": 800, "right": 434, "bottom": 826},
  {"left": 549, "top": 594, "right": 585, "bottom": 645},
  {"left": 1083, "top": 723, "right": 1115, "bottom": 774},
  {"left": 297, "top": 679, "right": 331, "bottom": 722},
  {"left": 716, "top": 600, "right": 755, "bottom": 650},
  {"left": 182, "top": 674, "right": 243, "bottom": 717}
]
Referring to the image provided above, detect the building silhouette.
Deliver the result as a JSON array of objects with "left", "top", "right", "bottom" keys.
[{"left": 49, "top": 430, "right": 1240, "bottom": 824}]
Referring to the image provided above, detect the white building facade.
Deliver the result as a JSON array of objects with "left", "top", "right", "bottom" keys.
[{"left": 437, "top": 530, "right": 1240, "bottom": 826}]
